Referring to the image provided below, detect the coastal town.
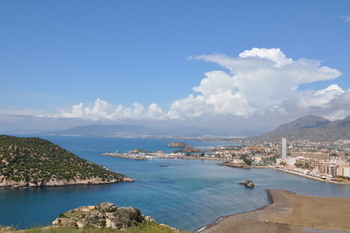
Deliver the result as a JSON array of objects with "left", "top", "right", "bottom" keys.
[{"left": 102, "top": 139, "right": 350, "bottom": 184}]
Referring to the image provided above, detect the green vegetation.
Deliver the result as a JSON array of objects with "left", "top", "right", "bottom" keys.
[
  {"left": 0, "top": 222, "right": 187, "bottom": 233},
  {"left": 0, "top": 135, "right": 125, "bottom": 186},
  {"left": 279, "top": 161, "right": 287, "bottom": 166},
  {"left": 239, "top": 155, "right": 252, "bottom": 166},
  {"left": 337, "top": 176, "right": 350, "bottom": 181},
  {"left": 294, "top": 163, "right": 313, "bottom": 170}
]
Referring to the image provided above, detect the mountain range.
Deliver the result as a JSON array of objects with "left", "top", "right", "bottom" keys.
[
  {"left": 258, "top": 115, "right": 350, "bottom": 141},
  {"left": 39, "top": 115, "right": 350, "bottom": 142},
  {"left": 43, "top": 124, "right": 255, "bottom": 138},
  {"left": 46, "top": 124, "right": 155, "bottom": 137}
]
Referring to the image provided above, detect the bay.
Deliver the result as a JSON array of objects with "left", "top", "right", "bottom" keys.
[{"left": 0, "top": 136, "right": 349, "bottom": 231}]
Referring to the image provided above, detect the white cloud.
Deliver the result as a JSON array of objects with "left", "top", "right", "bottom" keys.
[
  {"left": 239, "top": 48, "right": 292, "bottom": 67},
  {"left": 0, "top": 108, "right": 50, "bottom": 117},
  {"left": 340, "top": 15, "right": 350, "bottom": 22},
  {"left": 57, "top": 48, "right": 348, "bottom": 127},
  {"left": 177, "top": 48, "right": 342, "bottom": 119},
  {"left": 273, "top": 84, "right": 350, "bottom": 120},
  {"left": 58, "top": 98, "right": 166, "bottom": 121}
]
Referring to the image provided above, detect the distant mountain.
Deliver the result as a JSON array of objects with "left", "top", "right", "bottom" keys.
[
  {"left": 262, "top": 115, "right": 330, "bottom": 136},
  {"left": 258, "top": 115, "right": 350, "bottom": 141},
  {"left": 46, "top": 124, "right": 158, "bottom": 137},
  {"left": 44, "top": 124, "right": 254, "bottom": 138}
]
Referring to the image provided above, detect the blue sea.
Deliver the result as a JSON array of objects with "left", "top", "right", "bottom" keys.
[{"left": 0, "top": 136, "right": 349, "bottom": 231}]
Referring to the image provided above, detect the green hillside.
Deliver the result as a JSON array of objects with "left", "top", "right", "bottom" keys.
[{"left": 0, "top": 135, "right": 128, "bottom": 188}]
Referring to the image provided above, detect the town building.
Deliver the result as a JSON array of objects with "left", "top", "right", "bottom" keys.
[
  {"left": 281, "top": 137, "right": 287, "bottom": 159},
  {"left": 290, "top": 152, "right": 330, "bottom": 161}
]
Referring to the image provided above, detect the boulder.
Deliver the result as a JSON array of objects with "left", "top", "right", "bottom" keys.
[
  {"left": 239, "top": 179, "right": 255, "bottom": 188},
  {"left": 52, "top": 202, "right": 154, "bottom": 229}
]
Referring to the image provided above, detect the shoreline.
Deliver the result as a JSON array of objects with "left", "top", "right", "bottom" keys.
[
  {"left": 101, "top": 153, "right": 148, "bottom": 160},
  {"left": 200, "top": 189, "right": 350, "bottom": 233},
  {"left": 101, "top": 152, "right": 350, "bottom": 185},
  {"left": 274, "top": 167, "right": 350, "bottom": 185},
  {"left": 0, "top": 176, "right": 133, "bottom": 189},
  {"left": 197, "top": 193, "right": 273, "bottom": 232}
]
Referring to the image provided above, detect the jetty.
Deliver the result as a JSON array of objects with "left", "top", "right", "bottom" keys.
[{"left": 102, "top": 153, "right": 148, "bottom": 160}]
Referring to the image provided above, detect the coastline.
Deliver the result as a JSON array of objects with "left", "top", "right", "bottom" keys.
[
  {"left": 101, "top": 153, "right": 148, "bottom": 160},
  {"left": 0, "top": 176, "right": 133, "bottom": 189},
  {"left": 200, "top": 189, "right": 350, "bottom": 233},
  {"left": 101, "top": 152, "right": 350, "bottom": 185},
  {"left": 274, "top": 167, "right": 350, "bottom": 185}
]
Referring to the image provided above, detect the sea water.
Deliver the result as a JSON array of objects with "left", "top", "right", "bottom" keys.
[{"left": 0, "top": 136, "right": 349, "bottom": 231}]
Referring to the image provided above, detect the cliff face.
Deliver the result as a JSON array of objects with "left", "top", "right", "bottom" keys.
[{"left": 0, "top": 135, "right": 132, "bottom": 188}]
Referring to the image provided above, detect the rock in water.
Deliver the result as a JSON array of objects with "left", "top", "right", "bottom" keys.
[
  {"left": 239, "top": 179, "right": 255, "bottom": 188},
  {"left": 167, "top": 142, "right": 190, "bottom": 148},
  {"left": 52, "top": 202, "right": 155, "bottom": 229},
  {"left": 245, "top": 181, "right": 255, "bottom": 188}
]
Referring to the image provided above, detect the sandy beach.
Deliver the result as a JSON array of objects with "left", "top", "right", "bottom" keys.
[{"left": 201, "top": 189, "right": 350, "bottom": 233}]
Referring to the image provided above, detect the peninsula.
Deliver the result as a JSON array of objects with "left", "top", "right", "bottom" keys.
[{"left": 0, "top": 135, "right": 133, "bottom": 188}]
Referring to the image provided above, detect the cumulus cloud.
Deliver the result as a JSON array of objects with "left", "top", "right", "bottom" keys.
[
  {"left": 239, "top": 48, "right": 293, "bottom": 67},
  {"left": 58, "top": 98, "right": 166, "bottom": 121},
  {"left": 58, "top": 48, "right": 349, "bottom": 125},
  {"left": 276, "top": 84, "right": 350, "bottom": 119},
  {"left": 178, "top": 48, "right": 343, "bottom": 119}
]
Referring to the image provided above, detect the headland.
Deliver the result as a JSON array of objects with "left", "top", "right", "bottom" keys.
[{"left": 0, "top": 135, "right": 132, "bottom": 188}]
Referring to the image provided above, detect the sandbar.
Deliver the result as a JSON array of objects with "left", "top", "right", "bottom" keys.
[{"left": 201, "top": 189, "right": 350, "bottom": 233}]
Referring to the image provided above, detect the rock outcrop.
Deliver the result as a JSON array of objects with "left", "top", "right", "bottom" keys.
[
  {"left": 167, "top": 142, "right": 190, "bottom": 148},
  {"left": 239, "top": 179, "right": 255, "bottom": 188},
  {"left": 168, "top": 142, "right": 204, "bottom": 153},
  {"left": 223, "top": 159, "right": 250, "bottom": 168},
  {"left": 52, "top": 202, "right": 155, "bottom": 229}
]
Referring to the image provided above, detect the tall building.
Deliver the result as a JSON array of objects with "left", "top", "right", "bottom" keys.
[{"left": 281, "top": 137, "right": 287, "bottom": 159}]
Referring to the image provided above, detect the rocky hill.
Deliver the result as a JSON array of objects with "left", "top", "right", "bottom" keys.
[
  {"left": 167, "top": 142, "right": 190, "bottom": 148},
  {"left": 0, "top": 135, "right": 132, "bottom": 188},
  {"left": 258, "top": 115, "right": 350, "bottom": 142},
  {"left": 269, "top": 115, "right": 330, "bottom": 134}
]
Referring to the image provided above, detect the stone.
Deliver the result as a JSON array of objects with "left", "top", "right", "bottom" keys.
[
  {"left": 239, "top": 179, "right": 255, "bottom": 188},
  {"left": 77, "top": 219, "right": 88, "bottom": 229},
  {"left": 52, "top": 202, "right": 154, "bottom": 229},
  {"left": 97, "top": 202, "right": 117, "bottom": 212}
]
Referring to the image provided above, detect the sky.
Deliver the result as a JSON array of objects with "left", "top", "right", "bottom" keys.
[{"left": 1, "top": 0, "right": 350, "bottom": 135}]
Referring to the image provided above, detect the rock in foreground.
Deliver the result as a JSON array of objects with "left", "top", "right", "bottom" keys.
[{"left": 52, "top": 202, "right": 155, "bottom": 229}]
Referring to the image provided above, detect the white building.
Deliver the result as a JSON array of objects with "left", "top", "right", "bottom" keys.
[
  {"left": 281, "top": 137, "right": 287, "bottom": 159},
  {"left": 344, "top": 167, "right": 350, "bottom": 177},
  {"left": 286, "top": 156, "right": 300, "bottom": 167}
]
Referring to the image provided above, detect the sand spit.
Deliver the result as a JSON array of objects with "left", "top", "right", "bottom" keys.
[{"left": 201, "top": 189, "right": 350, "bottom": 233}]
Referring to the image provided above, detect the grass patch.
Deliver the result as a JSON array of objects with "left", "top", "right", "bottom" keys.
[{"left": 1, "top": 222, "right": 189, "bottom": 233}]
